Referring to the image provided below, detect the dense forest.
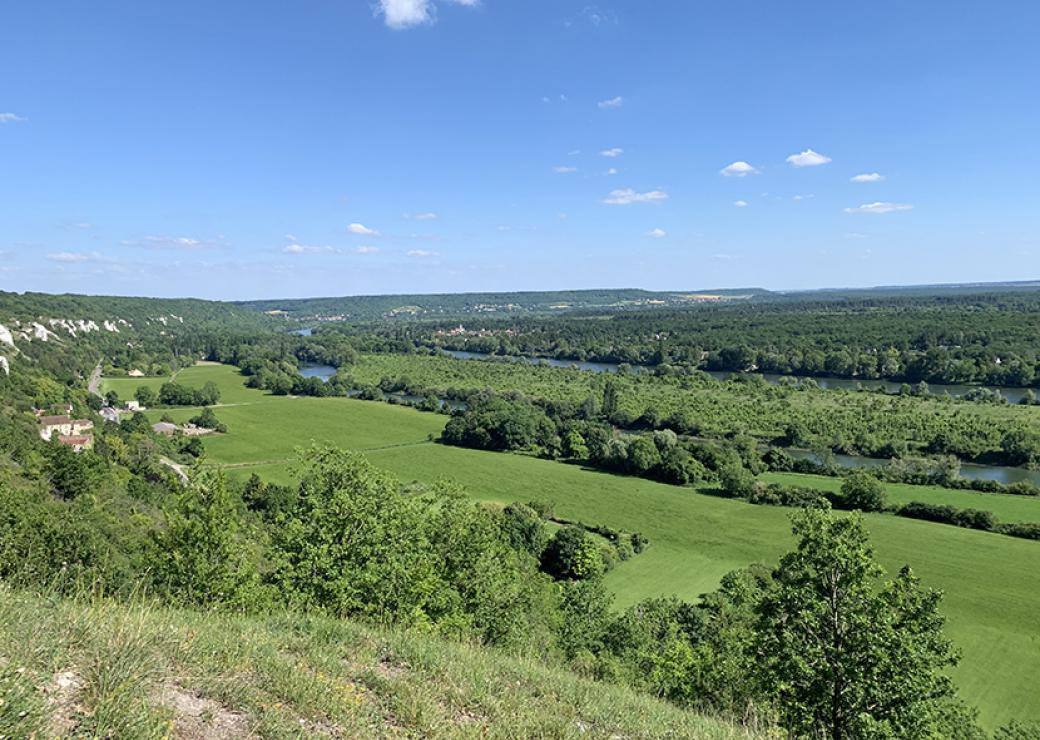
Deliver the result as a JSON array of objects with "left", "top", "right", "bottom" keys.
[{"left": 325, "top": 289, "right": 1040, "bottom": 387}]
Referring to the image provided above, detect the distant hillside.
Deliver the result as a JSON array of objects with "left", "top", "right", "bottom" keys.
[
  {"left": 0, "top": 584, "right": 755, "bottom": 739},
  {"left": 0, "top": 291, "right": 273, "bottom": 381},
  {"left": 235, "top": 288, "right": 771, "bottom": 321}
]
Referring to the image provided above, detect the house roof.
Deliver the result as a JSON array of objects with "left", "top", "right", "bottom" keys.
[
  {"left": 39, "top": 415, "right": 72, "bottom": 426},
  {"left": 152, "top": 422, "right": 178, "bottom": 433},
  {"left": 59, "top": 435, "right": 92, "bottom": 445},
  {"left": 72, "top": 419, "right": 93, "bottom": 427}
]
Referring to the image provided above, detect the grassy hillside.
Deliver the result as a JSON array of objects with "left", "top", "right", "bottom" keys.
[
  {"left": 109, "top": 364, "right": 1040, "bottom": 729},
  {"left": 0, "top": 584, "right": 754, "bottom": 739}
]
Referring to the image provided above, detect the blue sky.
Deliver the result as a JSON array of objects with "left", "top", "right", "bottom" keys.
[{"left": 2, "top": 1, "right": 1038, "bottom": 300}]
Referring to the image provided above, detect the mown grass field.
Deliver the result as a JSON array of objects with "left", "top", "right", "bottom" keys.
[
  {"left": 760, "top": 471, "right": 1040, "bottom": 523},
  {"left": 0, "top": 584, "right": 753, "bottom": 739},
  {"left": 111, "top": 364, "right": 1040, "bottom": 729}
]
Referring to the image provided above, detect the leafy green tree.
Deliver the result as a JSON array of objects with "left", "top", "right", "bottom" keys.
[
  {"left": 561, "top": 429, "right": 589, "bottom": 459},
  {"left": 500, "top": 502, "right": 549, "bottom": 557},
  {"left": 840, "top": 469, "right": 886, "bottom": 512},
  {"left": 541, "top": 526, "right": 603, "bottom": 580},
  {"left": 133, "top": 385, "right": 157, "bottom": 407},
  {"left": 557, "top": 577, "right": 613, "bottom": 659},
  {"left": 151, "top": 470, "right": 261, "bottom": 609},
  {"left": 45, "top": 442, "right": 101, "bottom": 500},
  {"left": 755, "top": 509, "right": 974, "bottom": 739},
  {"left": 270, "top": 447, "right": 433, "bottom": 621}
]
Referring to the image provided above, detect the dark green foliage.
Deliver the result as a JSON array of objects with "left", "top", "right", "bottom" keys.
[
  {"left": 840, "top": 469, "right": 887, "bottom": 512},
  {"left": 500, "top": 503, "right": 549, "bottom": 557},
  {"left": 159, "top": 381, "right": 220, "bottom": 406},
  {"left": 541, "top": 526, "right": 604, "bottom": 581},
  {"left": 45, "top": 442, "right": 102, "bottom": 500},
  {"left": 899, "top": 502, "right": 997, "bottom": 531},
  {"left": 188, "top": 406, "right": 227, "bottom": 433},
  {"left": 442, "top": 397, "right": 558, "bottom": 452},
  {"left": 151, "top": 471, "right": 264, "bottom": 609}
]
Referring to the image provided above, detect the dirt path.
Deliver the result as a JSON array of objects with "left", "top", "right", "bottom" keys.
[
  {"left": 87, "top": 363, "right": 103, "bottom": 397},
  {"left": 160, "top": 457, "right": 190, "bottom": 484}
]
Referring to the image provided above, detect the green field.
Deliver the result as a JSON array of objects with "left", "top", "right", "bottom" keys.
[
  {"left": 761, "top": 471, "right": 1040, "bottom": 523},
  {"left": 111, "top": 364, "right": 1040, "bottom": 729}
]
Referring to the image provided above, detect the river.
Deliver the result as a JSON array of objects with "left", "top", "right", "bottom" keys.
[{"left": 442, "top": 350, "right": 1038, "bottom": 404}]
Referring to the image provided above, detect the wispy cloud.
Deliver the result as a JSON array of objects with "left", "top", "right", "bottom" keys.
[
  {"left": 124, "top": 235, "right": 214, "bottom": 250},
  {"left": 356, "top": 246, "right": 381, "bottom": 254},
  {"left": 734, "top": 200, "right": 749, "bottom": 208},
  {"left": 792, "top": 194, "right": 815, "bottom": 201},
  {"left": 646, "top": 228, "right": 666, "bottom": 238},
  {"left": 598, "top": 96, "right": 624, "bottom": 109},
  {"left": 851, "top": 172, "right": 884, "bottom": 183},
  {"left": 375, "top": 0, "right": 478, "bottom": 30},
  {"left": 408, "top": 212, "right": 439, "bottom": 220},
  {"left": 47, "top": 251, "right": 106, "bottom": 263},
  {"left": 600, "top": 147, "right": 624, "bottom": 157},
  {"left": 720, "top": 161, "right": 759, "bottom": 177},
  {"left": 844, "top": 202, "right": 913, "bottom": 214},
  {"left": 348, "top": 222, "right": 380, "bottom": 236},
  {"left": 605, "top": 167, "right": 620, "bottom": 175},
  {"left": 407, "top": 249, "right": 439, "bottom": 257},
  {"left": 553, "top": 165, "right": 578, "bottom": 173},
  {"left": 283, "top": 243, "right": 335, "bottom": 254},
  {"left": 603, "top": 188, "right": 668, "bottom": 205},
  {"left": 0, "top": 113, "right": 27, "bottom": 123},
  {"left": 786, "top": 149, "right": 832, "bottom": 167}
]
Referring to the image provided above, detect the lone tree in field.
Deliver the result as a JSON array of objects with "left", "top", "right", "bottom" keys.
[
  {"left": 755, "top": 509, "right": 973, "bottom": 739},
  {"left": 840, "top": 469, "right": 886, "bottom": 512}
]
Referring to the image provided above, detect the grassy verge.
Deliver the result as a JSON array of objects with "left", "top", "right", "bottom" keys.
[{"left": 0, "top": 584, "right": 755, "bottom": 739}]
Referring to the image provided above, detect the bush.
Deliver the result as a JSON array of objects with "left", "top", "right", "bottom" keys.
[
  {"left": 841, "top": 470, "right": 886, "bottom": 512},
  {"left": 541, "top": 526, "right": 604, "bottom": 580}
]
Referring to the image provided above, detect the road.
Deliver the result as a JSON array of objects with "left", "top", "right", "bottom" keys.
[{"left": 87, "top": 362, "right": 103, "bottom": 398}]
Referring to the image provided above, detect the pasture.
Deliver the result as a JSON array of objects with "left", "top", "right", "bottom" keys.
[{"left": 114, "top": 363, "right": 1040, "bottom": 729}]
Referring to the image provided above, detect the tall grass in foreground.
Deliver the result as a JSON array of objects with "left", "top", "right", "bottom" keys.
[{"left": 0, "top": 583, "right": 760, "bottom": 739}]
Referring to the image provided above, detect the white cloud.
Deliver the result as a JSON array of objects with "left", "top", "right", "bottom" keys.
[
  {"left": 348, "top": 222, "right": 380, "bottom": 236},
  {"left": 408, "top": 212, "right": 439, "bottom": 220},
  {"left": 603, "top": 188, "right": 669, "bottom": 205},
  {"left": 407, "top": 249, "right": 439, "bottom": 257},
  {"left": 598, "top": 96, "right": 624, "bottom": 109},
  {"left": 605, "top": 167, "right": 620, "bottom": 175},
  {"left": 48, "top": 251, "right": 100, "bottom": 262},
  {"left": 792, "top": 194, "right": 815, "bottom": 201},
  {"left": 733, "top": 200, "right": 748, "bottom": 208},
  {"left": 646, "top": 228, "right": 666, "bottom": 238},
  {"left": 851, "top": 172, "right": 885, "bottom": 183},
  {"left": 0, "top": 113, "right": 26, "bottom": 123},
  {"left": 553, "top": 165, "right": 578, "bottom": 173},
  {"left": 567, "top": 149, "right": 581, "bottom": 156},
  {"left": 600, "top": 147, "right": 624, "bottom": 157},
  {"left": 355, "top": 246, "right": 381, "bottom": 254},
  {"left": 720, "top": 161, "right": 759, "bottom": 177},
  {"left": 376, "top": 0, "right": 477, "bottom": 29},
  {"left": 127, "top": 235, "right": 210, "bottom": 250},
  {"left": 284, "top": 233, "right": 298, "bottom": 241},
  {"left": 844, "top": 232, "right": 868, "bottom": 239},
  {"left": 786, "top": 149, "right": 832, "bottom": 167},
  {"left": 283, "top": 243, "right": 334, "bottom": 254},
  {"left": 844, "top": 202, "right": 913, "bottom": 214}
]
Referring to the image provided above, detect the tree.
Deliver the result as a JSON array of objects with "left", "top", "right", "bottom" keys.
[
  {"left": 134, "top": 385, "right": 157, "bottom": 407},
  {"left": 840, "top": 470, "right": 886, "bottom": 512},
  {"left": 541, "top": 526, "right": 603, "bottom": 580},
  {"left": 151, "top": 470, "right": 262, "bottom": 609},
  {"left": 500, "top": 502, "right": 549, "bottom": 557},
  {"left": 754, "top": 509, "right": 973, "bottom": 739}
]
